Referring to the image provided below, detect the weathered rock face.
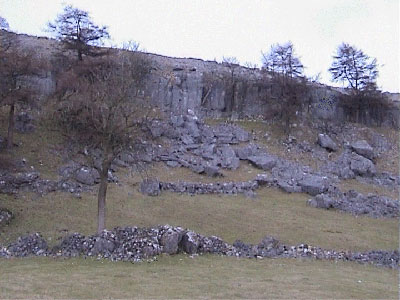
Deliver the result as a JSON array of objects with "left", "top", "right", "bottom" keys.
[{"left": 8, "top": 31, "right": 399, "bottom": 128}]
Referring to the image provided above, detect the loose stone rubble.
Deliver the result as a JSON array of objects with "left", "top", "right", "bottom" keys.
[
  {"left": 15, "top": 112, "right": 35, "bottom": 133},
  {"left": 0, "top": 226, "right": 398, "bottom": 268},
  {"left": 0, "top": 170, "right": 87, "bottom": 196},
  {"left": 308, "top": 189, "right": 399, "bottom": 218},
  {"left": 317, "top": 133, "right": 338, "bottom": 152},
  {"left": 159, "top": 180, "right": 258, "bottom": 195},
  {"left": 0, "top": 208, "right": 13, "bottom": 227}
]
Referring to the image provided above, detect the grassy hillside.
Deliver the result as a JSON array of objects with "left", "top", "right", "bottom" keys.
[
  {"left": 0, "top": 112, "right": 398, "bottom": 298},
  {"left": 0, "top": 256, "right": 397, "bottom": 299}
]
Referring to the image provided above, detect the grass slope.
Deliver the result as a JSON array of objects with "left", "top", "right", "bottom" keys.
[
  {"left": 1, "top": 183, "right": 397, "bottom": 251},
  {"left": 0, "top": 256, "right": 397, "bottom": 299},
  {"left": 0, "top": 113, "right": 398, "bottom": 299}
]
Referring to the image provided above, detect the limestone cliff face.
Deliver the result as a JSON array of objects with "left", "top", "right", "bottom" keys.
[{"left": 4, "top": 31, "right": 399, "bottom": 128}]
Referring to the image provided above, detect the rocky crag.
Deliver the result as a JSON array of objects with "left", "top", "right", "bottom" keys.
[{"left": 4, "top": 30, "right": 400, "bottom": 128}]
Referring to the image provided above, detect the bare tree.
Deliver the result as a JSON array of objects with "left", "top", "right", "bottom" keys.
[
  {"left": 47, "top": 5, "right": 110, "bottom": 61},
  {"left": 329, "top": 43, "right": 378, "bottom": 94},
  {"left": 222, "top": 56, "right": 240, "bottom": 114},
  {"left": 54, "top": 52, "right": 152, "bottom": 233},
  {"left": 262, "top": 41, "right": 304, "bottom": 77},
  {"left": 0, "top": 34, "right": 40, "bottom": 149},
  {"left": 261, "top": 42, "right": 306, "bottom": 134},
  {"left": 244, "top": 61, "right": 258, "bottom": 69},
  {"left": 122, "top": 40, "right": 141, "bottom": 52},
  {"left": 0, "top": 16, "right": 9, "bottom": 30}
]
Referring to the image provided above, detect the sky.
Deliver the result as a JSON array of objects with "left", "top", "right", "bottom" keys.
[{"left": 0, "top": 0, "right": 399, "bottom": 92}]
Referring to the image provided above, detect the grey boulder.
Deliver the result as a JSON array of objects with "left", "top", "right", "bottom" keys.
[
  {"left": 298, "top": 175, "right": 328, "bottom": 196},
  {"left": 351, "top": 140, "right": 375, "bottom": 160},
  {"left": 140, "top": 178, "right": 161, "bottom": 196},
  {"left": 247, "top": 155, "right": 277, "bottom": 170},
  {"left": 180, "top": 231, "right": 200, "bottom": 254},
  {"left": 349, "top": 153, "right": 376, "bottom": 177},
  {"left": 160, "top": 228, "right": 182, "bottom": 254},
  {"left": 317, "top": 134, "right": 338, "bottom": 151},
  {"left": 75, "top": 167, "right": 100, "bottom": 186},
  {"left": 204, "top": 165, "right": 222, "bottom": 177},
  {"left": 308, "top": 194, "right": 335, "bottom": 209}
]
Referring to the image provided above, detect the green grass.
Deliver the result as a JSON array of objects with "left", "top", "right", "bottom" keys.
[
  {"left": 0, "top": 113, "right": 399, "bottom": 299},
  {"left": 339, "top": 178, "right": 398, "bottom": 199},
  {"left": 0, "top": 255, "right": 397, "bottom": 299},
  {"left": 0, "top": 109, "right": 64, "bottom": 179},
  {"left": 1, "top": 182, "right": 397, "bottom": 251}
]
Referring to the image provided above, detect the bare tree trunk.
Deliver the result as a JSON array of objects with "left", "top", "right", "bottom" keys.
[
  {"left": 97, "top": 151, "right": 113, "bottom": 233},
  {"left": 7, "top": 104, "right": 15, "bottom": 149}
]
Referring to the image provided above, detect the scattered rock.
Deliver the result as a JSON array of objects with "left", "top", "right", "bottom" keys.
[
  {"left": 140, "top": 178, "right": 160, "bottom": 196},
  {"left": 234, "top": 126, "right": 250, "bottom": 142},
  {"left": 1, "top": 226, "right": 398, "bottom": 268},
  {"left": 75, "top": 167, "right": 100, "bottom": 186},
  {"left": 15, "top": 112, "right": 35, "bottom": 133},
  {"left": 349, "top": 153, "right": 376, "bottom": 177},
  {"left": 160, "top": 227, "right": 183, "bottom": 254},
  {"left": 170, "top": 115, "right": 185, "bottom": 128},
  {"left": 166, "top": 160, "right": 180, "bottom": 168},
  {"left": 351, "top": 140, "right": 375, "bottom": 160},
  {"left": 247, "top": 155, "right": 277, "bottom": 170},
  {"left": 3, "top": 233, "right": 48, "bottom": 257},
  {"left": 149, "top": 120, "right": 165, "bottom": 138},
  {"left": 204, "top": 165, "right": 222, "bottom": 177},
  {"left": 308, "top": 194, "right": 335, "bottom": 209},
  {"left": 180, "top": 231, "right": 201, "bottom": 254},
  {"left": 317, "top": 134, "right": 338, "bottom": 151},
  {"left": 308, "top": 190, "right": 399, "bottom": 218},
  {"left": 298, "top": 175, "right": 329, "bottom": 196},
  {"left": 235, "top": 143, "right": 259, "bottom": 160},
  {"left": 0, "top": 208, "right": 13, "bottom": 227},
  {"left": 277, "top": 180, "right": 302, "bottom": 193}
]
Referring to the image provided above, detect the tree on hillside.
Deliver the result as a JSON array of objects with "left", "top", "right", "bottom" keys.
[
  {"left": 261, "top": 41, "right": 307, "bottom": 134},
  {"left": 0, "top": 16, "right": 9, "bottom": 30},
  {"left": 222, "top": 56, "right": 240, "bottom": 115},
  {"left": 54, "top": 51, "right": 152, "bottom": 233},
  {"left": 0, "top": 34, "right": 40, "bottom": 149},
  {"left": 329, "top": 43, "right": 378, "bottom": 94},
  {"left": 47, "top": 5, "right": 110, "bottom": 61},
  {"left": 262, "top": 41, "right": 304, "bottom": 77}
]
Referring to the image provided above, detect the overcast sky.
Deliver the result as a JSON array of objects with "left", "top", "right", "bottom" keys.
[{"left": 0, "top": 0, "right": 398, "bottom": 92}]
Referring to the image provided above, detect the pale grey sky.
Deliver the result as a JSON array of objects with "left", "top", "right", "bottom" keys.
[{"left": 0, "top": 0, "right": 398, "bottom": 92}]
